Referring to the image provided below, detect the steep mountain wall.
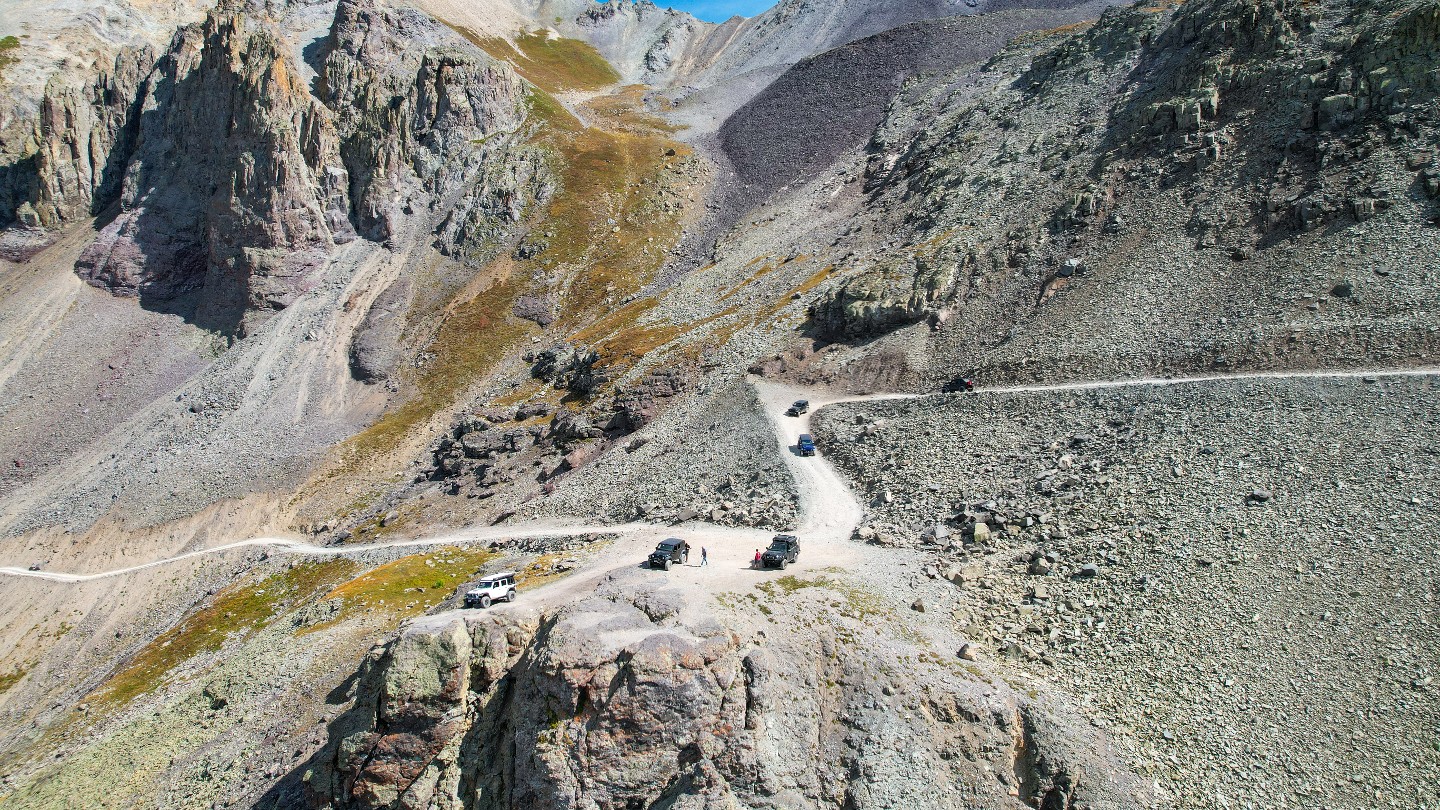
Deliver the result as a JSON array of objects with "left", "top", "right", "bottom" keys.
[
  {"left": 322, "top": 0, "right": 547, "bottom": 259},
  {"left": 72, "top": 9, "right": 352, "bottom": 334},
  {"left": 0, "top": 0, "right": 551, "bottom": 539},
  {"left": 4, "top": 0, "right": 545, "bottom": 334}
]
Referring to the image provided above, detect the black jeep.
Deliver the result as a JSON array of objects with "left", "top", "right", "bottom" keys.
[
  {"left": 786, "top": 400, "right": 810, "bottom": 416},
  {"left": 761, "top": 535, "right": 800, "bottom": 569},
  {"left": 648, "top": 538, "right": 690, "bottom": 570}
]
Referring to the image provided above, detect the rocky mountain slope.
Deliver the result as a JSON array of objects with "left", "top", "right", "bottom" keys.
[
  {"left": 1, "top": 0, "right": 1438, "bottom": 808},
  {"left": 718, "top": 0, "right": 1119, "bottom": 208},
  {"left": 807, "top": 0, "right": 1440, "bottom": 381},
  {"left": 814, "top": 374, "right": 1440, "bottom": 808},
  {"left": 0, "top": 0, "right": 556, "bottom": 552}
]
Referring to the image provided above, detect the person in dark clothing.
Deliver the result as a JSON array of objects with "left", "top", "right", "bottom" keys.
[{"left": 701, "top": 547, "right": 708, "bottom": 567}]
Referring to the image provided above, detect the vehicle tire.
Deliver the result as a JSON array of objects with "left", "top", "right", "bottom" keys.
[
  {"left": 663, "top": 559, "right": 671, "bottom": 571},
  {"left": 779, "top": 558, "right": 788, "bottom": 570},
  {"left": 506, "top": 590, "right": 516, "bottom": 603},
  {"left": 479, "top": 594, "right": 492, "bottom": 609}
]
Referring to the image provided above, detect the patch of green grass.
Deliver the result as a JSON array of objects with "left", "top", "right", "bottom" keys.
[
  {"left": 311, "top": 547, "right": 497, "bottom": 627},
  {"left": 756, "top": 575, "right": 833, "bottom": 597},
  {"left": 515, "top": 552, "right": 577, "bottom": 592},
  {"left": 0, "top": 36, "right": 19, "bottom": 77},
  {"left": 834, "top": 582, "right": 886, "bottom": 620},
  {"left": 524, "top": 85, "right": 583, "bottom": 131},
  {"left": 347, "top": 277, "right": 532, "bottom": 457},
  {"left": 466, "top": 31, "right": 619, "bottom": 93},
  {"left": 0, "top": 666, "right": 29, "bottom": 697},
  {"left": 90, "top": 560, "right": 358, "bottom": 712}
]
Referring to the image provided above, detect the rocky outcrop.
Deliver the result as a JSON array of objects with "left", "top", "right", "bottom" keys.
[
  {"left": 322, "top": 0, "right": 548, "bottom": 259},
  {"left": 4, "top": 0, "right": 548, "bottom": 335},
  {"left": 571, "top": 0, "right": 705, "bottom": 86},
  {"left": 609, "top": 366, "right": 688, "bottom": 432},
  {"left": 0, "top": 48, "right": 157, "bottom": 229},
  {"left": 809, "top": 253, "right": 959, "bottom": 341},
  {"left": 527, "top": 344, "right": 604, "bottom": 395},
  {"left": 310, "top": 570, "right": 1145, "bottom": 809},
  {"left": 73, "top": 7, "right": 351, "bottom": 334},
  {"left": 427, "top": 359, "right": 692, "bottom": 496}
]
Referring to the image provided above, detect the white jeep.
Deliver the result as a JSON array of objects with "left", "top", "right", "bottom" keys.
[{"left": 464, "top": 572, "right": 518, "bottom": 608}]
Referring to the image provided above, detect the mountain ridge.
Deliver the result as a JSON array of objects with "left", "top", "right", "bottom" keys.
[{"left": 0, "top": 0, "right": 1437, "bottom": 807}]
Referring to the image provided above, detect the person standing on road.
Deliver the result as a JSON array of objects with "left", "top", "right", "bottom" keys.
[
  {"left": 701, "top": 547, "right": 708, "bottom": 567},
  {"left": 753, "top": 549, "right": 762, "bottom": 568}
]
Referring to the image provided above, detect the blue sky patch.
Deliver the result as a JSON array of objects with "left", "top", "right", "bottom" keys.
[{"left": 646, "top": 1, "right": 774, "bottom": 23}]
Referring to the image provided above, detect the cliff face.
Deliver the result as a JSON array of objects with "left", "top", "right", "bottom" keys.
[
  {"left": 3, "top": 0, "right": 545, "bottom": 334},
  {"left": 323, "top": 0, "right": 547, "bottom": 259},
  {"left": 0, "top": 48, "right": 157, "bottom": 232},
  {"left": 73, "top": 8, "right": 350, "bottom": 333},
  {"left": 308, "top": 571, "right": 1144, "bottom": 810}
]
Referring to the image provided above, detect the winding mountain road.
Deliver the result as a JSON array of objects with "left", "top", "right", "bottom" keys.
[{"left": 2, "top": 366, "right": 1435, "bottom": 584}]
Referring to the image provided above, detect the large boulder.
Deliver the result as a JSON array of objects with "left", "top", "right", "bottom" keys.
[{"left": 610, "top": 367, "right": 689, "bottom": 432}]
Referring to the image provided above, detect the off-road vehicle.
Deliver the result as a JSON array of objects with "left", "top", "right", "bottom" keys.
[
  {"left": 761, "top": 535, "right": 800, "bottom": 569},
  {"left": 786, "top": 400, "right": 810, "bottom": 416},
  {"left": 648, "top": 538, "right": 690, "bottom": 570},
  {"left": 942, "top": 376, "right": 976, "bottom": 393},
  {"left": 464, "top": 572, "right": 518, "bottom": 608},
  {"left": 797, "top": 434, "right": 816, "bottom": 456}
]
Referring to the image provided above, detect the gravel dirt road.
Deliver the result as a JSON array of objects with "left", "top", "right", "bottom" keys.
[{"left": 6, "top": 366, "right": 1436, "bottom": 585}]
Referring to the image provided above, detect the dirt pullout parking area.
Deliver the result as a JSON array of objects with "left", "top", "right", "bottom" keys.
[{"left": 814, "top": 375, "right": 1440, "bottom": 810}]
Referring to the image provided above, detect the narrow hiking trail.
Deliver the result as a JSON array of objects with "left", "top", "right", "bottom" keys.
[{"left": 2, "top": 366, "right": 1436, "bottom": 585}]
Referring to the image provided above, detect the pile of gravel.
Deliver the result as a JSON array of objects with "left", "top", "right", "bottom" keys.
[{"left": 815, "top": 375, "right": 1440, "bottom": 810}]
